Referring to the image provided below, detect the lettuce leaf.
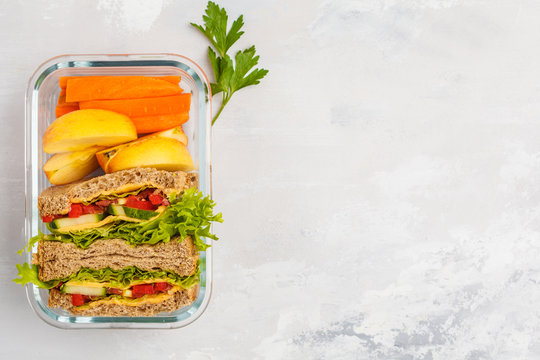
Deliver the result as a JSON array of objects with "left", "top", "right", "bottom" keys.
[
  {"left": 13, "top": 263, "right": 59, "bottom": 289},
  {"left": 18, "top": 230, "right": 43, "bottom": 255},
  {"left": 13, "top": 263, "right": 200, "bottom": 290},
  {"left": 21, "top": 188, "right": 222, "bottom": 252}
]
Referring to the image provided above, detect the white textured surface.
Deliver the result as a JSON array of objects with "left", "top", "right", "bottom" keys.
[{"left": 1, "top": 0, "right": 540, "bottom": 359}]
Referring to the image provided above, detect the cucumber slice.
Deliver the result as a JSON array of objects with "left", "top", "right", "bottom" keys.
[
  {"left": 108, "top": 204, "right": 126, "bottom": 216},
  {"left": 107, "top": 204, "right": 157, "bottom": 220},
  {"left": 63, "top": 285, "right": 106, "bottom": 297},
  {"left": 123, "top": 206, "right": 158, "bottom": 220},
  {"left": 52, "top": 213, "right": 104, "bottom": 229}
]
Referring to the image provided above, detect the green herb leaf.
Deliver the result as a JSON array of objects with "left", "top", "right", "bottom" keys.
[
  {"left": 226, "top": 15, "right": 245, "bottom": 53},
  {"left": 192, "top": 1, "right": 268, "bottom": 125},
  {"left": 190, "top": 1, "right": 243, "bottom": 57},
  {"left": 231, "top": 46, "right": 269, "bottom": 92}
]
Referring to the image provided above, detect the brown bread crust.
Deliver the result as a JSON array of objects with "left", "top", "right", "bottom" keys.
[
  {"left": 36, "top": 236, "right": 198, "bottom": 282},
  {"left": 48, "top": 286, "right": 197, "bottom": 316},
  {"left": 38, "top": 168, "right": 198, "bottom": 216}
]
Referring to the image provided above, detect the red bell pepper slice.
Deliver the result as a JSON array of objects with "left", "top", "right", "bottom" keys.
[
  {"left": 131, "top": 284, "right": 155, "bottom": 298},
  {"left": 82, "top": 204, "right": 102, "bottom": 214},
  {"left": 68, "top": 203, "right": 83, "bottom": 218},
  {"left": 148, "top": 194, "right": 163, "bottom": 205},
  {"left": 125, "top": 196, "right": 154, "bottom": 210},
  {"left": 71, "top": 294, "right": 85, "bottom": 306},
  {"left": 153, "top": 282, "right": 170, "bottom": 292}
]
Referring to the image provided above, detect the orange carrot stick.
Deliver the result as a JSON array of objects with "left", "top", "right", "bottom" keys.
[
  {"left": 130, "top": 113, "right": 190, "bottom": 134},
  {"left": 79, "top": 94, "right": 191, "bottom": 117},
  {"left": 55, "top": 105, "right": 79, "bottom": 118},
  {"left": 154, "top": 76, "right": 181, "bottom": 85},
  {"left": 66, "top": 76, "right": 183, "bottom": 102},
  {"left": 57, "top": 94, "right": 78, "bottom": 107},
  {"left": 59, "top": 76, "right": 181, "bottom": 89}
]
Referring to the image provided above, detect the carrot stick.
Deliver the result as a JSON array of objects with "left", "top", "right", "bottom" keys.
[
  {"left": 57, "top": 94, "right": 78, "bottom": 107},
  {"left": 130, "top": 113, "right": 190, "bottom": 134},
  {"left": 59, "top": 76, "right": 181, "bottom": 89},
  {"left": 55, "top": 105, "right": 79, "bottom": 118},
  {"left": 59, "top": 88, "right": 66, "bottom": 96},
  {"left": 79, "top": 94, "right": 191, "bottom": 117},
  {"left": 56, "top": 92, "right": 80, "bottom": 117},
  {"left": 59, "top": 77, "right": 70, "bottom": 89},
  {"left": 66, "top": 76, "right": 183, "bottom": 102},
  {"left": 154, "top": 76, "right": 181, "bottom": 85}
]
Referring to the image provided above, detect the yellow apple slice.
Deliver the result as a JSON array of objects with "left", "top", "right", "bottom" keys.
[
  {"left": 43, "top": 109, "right": 137, "bottom": 154},
  {"left": 43, "top": 146, "right": 106, "bottom": 185},
  {"left": 98, "top": 137, "right": 194, "bottom": 173},
  {"left": 96, "top": 126, "right": 189, "bottom": 173},
  {"left": 155, "top": 126, "right": 188, "bottom": 146}
]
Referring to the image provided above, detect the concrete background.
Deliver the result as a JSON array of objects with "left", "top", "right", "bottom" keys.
[{"left": 1, "top": 0, "right": 540, "bottom": 359}]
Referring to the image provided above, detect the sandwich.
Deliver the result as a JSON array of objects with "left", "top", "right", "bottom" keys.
[{"left": 15, "top": 167, "right": 222, "bottom": 316}]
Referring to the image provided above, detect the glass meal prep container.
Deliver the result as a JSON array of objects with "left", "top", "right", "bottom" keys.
[{"left": 24, "top": 54, "right": 213, "bottom": 329}]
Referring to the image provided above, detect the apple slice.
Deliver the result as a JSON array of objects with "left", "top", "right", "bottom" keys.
[
  {"left": 43, "top": 109, "right": 137, "bottom": 154},
  {"left": 43, "top": 146, "right": 105, "bottom": 185},
  {"left": 155, "top": 126, "right": 188, "bottom": 146},
  {"left": 96, "top": 126, "right": 189, "bottom": 173},
  {"left": 96, "top": 136, "right": 193, "bottom": 174},
  {"left": 108, "top": 137, "right": 193, "bottom": 173}
]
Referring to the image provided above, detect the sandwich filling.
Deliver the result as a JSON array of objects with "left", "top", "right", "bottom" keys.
[
  {"left": 66, "top": 282, "right": 182, "bottom": 307},
  {"left": 41, "top": 188, "right": 169, "bottom": 229},
  {"left": 69, "top": 286, "right": 183, "bottom": 309},
  {"left": 15, "top": 263, "right": 200, "bottom": 307},
  {"left": 21, "top": 188, "right": 222, "bottom": 253}
]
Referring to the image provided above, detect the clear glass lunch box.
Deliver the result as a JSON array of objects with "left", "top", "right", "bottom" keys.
[{"left": 24, "top": 54, "right": 213, "bottom": 329}]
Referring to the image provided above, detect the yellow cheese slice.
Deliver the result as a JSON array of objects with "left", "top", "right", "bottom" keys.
[
  {"left": 72, "top": 184, "right": 147, "bottom": 203},
  {"left": 64, "top": 278, "right": 171, "bottom": 291},
  {"left": 73, "top": 286, "right": 181, "bottom": 310}
]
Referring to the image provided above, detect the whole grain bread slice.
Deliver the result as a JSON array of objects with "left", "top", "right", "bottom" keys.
[
  {"left": 38, "top": 167, "right": 198, "bottom": 216},
  {"left": 36, "top": 236, "right": 198, "bottom": 282},
  {"left": 48, "top": 286, "right": 197, "bottom": 316}
]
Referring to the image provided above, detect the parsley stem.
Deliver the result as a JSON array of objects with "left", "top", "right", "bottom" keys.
[{"left": 212, "top": 92, "right": 231, "bottom": 125}]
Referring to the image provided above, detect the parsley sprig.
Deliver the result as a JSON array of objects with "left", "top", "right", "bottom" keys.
[{"left": 191, "top": 1, "right": 269, "bottom": 125}]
